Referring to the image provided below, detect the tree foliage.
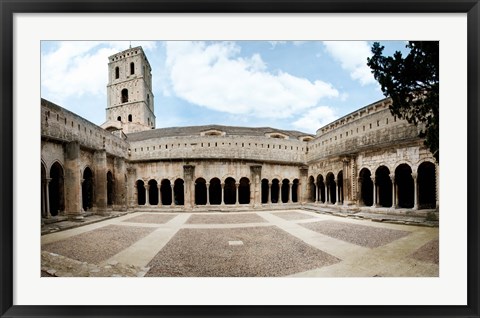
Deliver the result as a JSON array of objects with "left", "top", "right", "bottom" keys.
[{"left": 367, "top": 41, "right": 439, "bottom": 162}]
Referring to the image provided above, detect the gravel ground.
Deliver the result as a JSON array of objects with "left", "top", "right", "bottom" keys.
[
  {"left": 123, "top": 213, "right": 178, "bottom": 224},
  {"left": 272, "top": 211, "right": 318, "bottom": 221},
  {"left": 410, "top": 238, "right": 439, "bottom": 264},
  {"left": 145, "top": 226, "right": 340, "bottom": 277},
  {"left": 186, "top": 213, "right": 266, "bottom": 224},
  {"left": 42, "top": 225, "right": 155, "bottom": 264},
  {"left": 302, "top": 220, "right": 411, "bottom": 248}
]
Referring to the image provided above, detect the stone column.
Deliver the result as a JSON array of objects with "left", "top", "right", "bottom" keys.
[
  {"left": 183, "top": 165, "right": 195, "bottom": 210},
  {"left": 250, "top": 165, "right": 262, "bottom": 207},
  {"left": 335, "top": 180, "right": 340, "bottom": 206},
  {"left": 412, "top": 172, "right": 419, "bottom": 209},
  {"left": 357, "top": 177, "right": 363, "bottom": 206},
  {"left": 395, "top": 182, "right": 399, "bottom": 208},
  {"left": 435, "top": 165, "right": 439, "bottom": 209},
  {"left": 133, "top": 183, "right": 138, "bottom": 207},
  {"left": 327, "top": 183, "right": 331, "bottom": 204},
  {"left": 158, "top": 182, "right": 162, "bottom": 206},
  {"left": 206, "top": 182, "right": 210, "bottom": 205},
  {"left": 64, "top": 141, "right": 82, "bottom": 218},
  {"left": 267, "top": 182, "right": 272, "bottom": 204},
  {"left": 371, "top": 176, "right": 377, "bottom": 208},
  {"left": 44, "top": 178, "right": 52, "bottom": 218},
  {"left": 221, "top": 183, "right": 225, "bottom": 205},
  {"left": 315, "top": 184, "right": 319, "bottom": 203},
  {"left": 171, "top": 184, "right": 175, "bottom": 206},
  {"left": 299, "top": 166, "right": 309, "bottom": 204},
  {"left": 127, "top": 167, "right": 136, "bottom": 208},
  {"left": 145, "top": 183, "right": 150, "bottom": 206},
  {"left": 288, "top": 182, "right": 293, "bottom": 204},
  {"left": 114, "top": 157, "right": 126, "bottom": 210},
  {"left": 94, "top": 150, "right": 108, "bottom": 214},
  {"left": 235, "top": 182, "right": 240, "bottom": 205},
  {"left": 390, "top": 174, "right": 395, "bottom": 209}
]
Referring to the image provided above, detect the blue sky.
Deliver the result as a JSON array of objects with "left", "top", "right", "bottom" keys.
[{"left": 41, "top": 40, "right": 409, "bottom": 134}]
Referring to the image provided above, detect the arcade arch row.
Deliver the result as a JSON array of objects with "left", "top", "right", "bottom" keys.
[
  {"left": 135, "top": 177, "right": 301, "bottom": 206},
  {"left": 308, "top": 161, "right": 437, "bottom": 209}
]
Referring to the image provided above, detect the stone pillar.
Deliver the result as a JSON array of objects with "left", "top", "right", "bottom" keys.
[
  {"left": 127, "top": 167, "right": 136, "bottom": 208},
  {"left": 64, "top": 141, "right": 82, "bottom": 218},
  {"left": 435, "top": 165, "right": 439, "bottom": 210},
  {"left": 357, "top": 177, "right": 363, "bottom": 206},
  {"left": 145, "top": 183, "right": 150, "bottom": 206},
  {"left": 171, "top": 184, "right": 175, "bottom": 206},
  {"left": 371, "top": 176, "right": 377, "bottom": 208},
  {"left": 390, "top": 174, "right": 395, "bottom": 209},
  {"left": 94, "top": 150, "right": 108, "bottom": 214},
  {"left": 235, "top": 182, "right": 240, "bottom": 205},
  {"left": 412, "top": 172, "right": 419, "bottom": 210},
  {"left": 335, "top": 179, "right": 340, "bottom": 206},
  {"left": 206, "top": 182, "right": 210, "bottom": 205},
  {"left": 342, "top": 157, "right": 354, "bottom": 205},
  {"left": 183, "top": 165, "right": 195, "bottom": 210},
  {"left": 250, "top": 165, "right": 262, "bottom": 207},
  {"left": 114, "top": 157, "right": 127, "bottom": 210},
  {"left": 158, "top": 182, "right": 162, "bottom": 206},
  {"left": 315, "top": 184, "right": 319, "bottom": 203},
  {"left": 288, "top": 182, "right": 293, "bottom": 204},
  {"left": 267, "top": 182, "right": 272, "bottom": 204},
  {"left": 327, "top": 183, "right": 331, "bottom": 204},
  {"left": 395, "top": 182, "right": 399, "bottom": 208},
  {"left": 221, "top": 183, "right": 225, "bottom": 205},
  {"left": 44, "top": 178, "right": 52, "bottom": 218},
  {"left": 299, "top": 166, "right": 309, "bottom": 204}
]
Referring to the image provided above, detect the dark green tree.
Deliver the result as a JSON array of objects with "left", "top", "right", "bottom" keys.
[{"left": 367, "top": 41, "right": 439, "bottom": 162}]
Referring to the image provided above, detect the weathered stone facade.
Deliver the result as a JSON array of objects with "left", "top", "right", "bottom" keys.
[{"left": 41, "top": 46, "right": 438, "bottom": 221}]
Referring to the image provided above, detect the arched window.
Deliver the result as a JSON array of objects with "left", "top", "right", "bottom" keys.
[
  {"left": 115, "top": 67, "right": 119, "bottom": 79},
  {"left": 121, "top": 89, "right": 128, "bottom": 103},
  {"left": 128, "top": 114, "right": 132, "bottom": 122},
  {"left": 130, "top": 62, "right": 135, "bottom": 75},
  {"left": 117, "top": 116, "right": 121, "bottom": 121}
]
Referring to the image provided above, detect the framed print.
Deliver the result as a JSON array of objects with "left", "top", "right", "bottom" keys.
[{"left": 1, "top": 0, "right": 479, "bottom": 317}]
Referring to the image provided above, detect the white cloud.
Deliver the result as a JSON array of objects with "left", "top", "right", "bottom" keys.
[
  {"left": 323, "top": 41, "right": 376, "bottom": 86},
  {"left": 41, "top": 41, "right": 157, "bottom": 102},
  {"left": 165, "top": 41, "right": 339, "bottom": 119},
  {"left": 292, "top": 106, "right": 338, "bottom": 133}
]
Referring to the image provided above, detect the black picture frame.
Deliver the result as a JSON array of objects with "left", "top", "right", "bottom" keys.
[{"left": 1, "top": 1, "right": 479, "bottom": 317}]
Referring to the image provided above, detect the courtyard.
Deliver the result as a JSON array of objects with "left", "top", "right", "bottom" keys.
[{"left": 41, "top": 210, "right": 439, "bottom": 277}]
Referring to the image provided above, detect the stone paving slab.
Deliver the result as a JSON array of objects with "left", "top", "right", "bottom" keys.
[
  {"left": 145, "top": 226, "right": 340, "bottom": 277},
  {"left": 122, "top": 213, "right": 178, "bottom": 224},
  {"left": 271, "top": 211, "right": 319, "bottom": 221},
  {"left": 42, "top": 224, "right": 155, "bottom": 264},
  {"left": 185, "top": 213, "right": 267, "bottom": 224},
  {"left": 410, "top": 238, "right": 439, "bottom": 264},
  {"left": 301, "top": 220, "right": 411, "bottom": 248}
]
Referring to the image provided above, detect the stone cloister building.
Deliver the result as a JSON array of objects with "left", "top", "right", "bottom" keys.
[{"left": 41, "top": 46, "right": 438, "bottom": 220}]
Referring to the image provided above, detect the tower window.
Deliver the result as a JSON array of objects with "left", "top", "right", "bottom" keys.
[
  {"left": 121, "top": 89, "right": 128, "bottom": 103},
  {"left": 128, "top": 114, "right": 132, "bottom": 122},
  {"left": 117, "top": 116, "right": 121, "bottom": 121},
  {"left": 115, "top": 67, "right": 119, "bottom": 79},
  {"left": 130, "top": 62, "right": 135, "bottom": 75}
]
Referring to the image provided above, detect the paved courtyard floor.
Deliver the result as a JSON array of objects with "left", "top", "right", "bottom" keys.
[{"left": 41, "top": 210, "right": 439, "bottom": 277}]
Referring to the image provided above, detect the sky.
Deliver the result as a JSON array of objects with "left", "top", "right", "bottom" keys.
[{"left": 41, "top": 40, "right": 409, "bottom": 134}]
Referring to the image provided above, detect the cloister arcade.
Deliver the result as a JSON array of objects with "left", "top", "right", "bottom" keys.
[{"left": 307, "top": 161, "right": 437, "bottom": 210}]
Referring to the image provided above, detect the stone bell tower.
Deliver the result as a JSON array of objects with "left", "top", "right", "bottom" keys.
[{"left": 101, "top": 46, "right": 155, "bottom": 133}]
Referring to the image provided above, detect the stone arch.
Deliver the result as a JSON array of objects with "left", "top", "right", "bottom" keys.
[
  {"left": 48, "top": 161, "right": 65, "bottom": 216},
  {"left": 160, "top": 179, "right": 172, "bottom": 205},
  {"left": 174, "top": 178, "right": 184, "bottom": 205},
  {"left": 260, "top": 178, "right": 269, "bottom": 204},
  {"left": 375, "top": 165, "right": 392, "bottom": 207},
  {"left": 281, "top": 179, "right": 290, "bottom": 203},
  {"left": 417, "top": 162, "right": 436, "bottom": 209},
  {"left": 326, "top": 172, "right": 336, "bottom": 204},
  {"left": 271, "top": 178, "right": 280, "bottom": 203},
  {"left": 395, "top": 164, "right": 414, "bottom": 208},
  {"left": 224, "top": 177, "right": 236, "bottom": 205},
  {"left": 308, "top": 176, "right": 316, "bottom": 202},
  {"left": 292, "top": 179, "right": 299, "bottom": 203},
  {"left": 136, "top": 179, "right": 146, "bottom": 205},
  {"left": 358, "top": 168, "right": 373, "bottom": 206},
  {"left": 107, "top": 171, "right": 114, "bottom": 206},
  {"left": 239, "top": 177, "right": 250, "bottom": 204},
  {"left": 82, "top": 167, "right": 94, "bottom": 211},
  {"left": 209, "top": 178, "right": 222, "bottom": 205},
  {"left": 195, "top": 178, "right": 207, "bottom": 205},
  {"left": 148, "top": 179, "right": 158, "bottom": 205},
  {"left": 316, "top": 174, "right": 326, "bottom": 203}
]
